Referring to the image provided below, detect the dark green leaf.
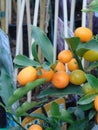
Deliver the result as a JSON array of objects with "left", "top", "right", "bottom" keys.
[
  {"left": 37, "top": 84, "right": 83, "bottom": 98},
  {"left": 13, "top": 55, "right": 41, "bottom": 67},
  {"left": 74, "top": 108, "right": 85, "bottom": 120},
  {"left": 32, "top": 41, "right": 40, "bottom": 62},
  {"left": 68, "top": 118, "right": 88, "bottom": 130},
  {"left": 87, "top": 61, "right": 98, "bottom": 71},
  {"left": 31, "top": 26, "right": 53, "bottom": 63},
  {"left": 65, "top": 37, "right": 80, "bottom": 51},
  {"left": 77, "top": 93, "right": 97, "bottom": 105},
  {"left": 50, "top": 102, "right": 61, "bottom": 117},
  {"left": 88, "top": 109, "right": 96, "bottom": 120},
  {"left": 86, "top": 74, "right": 98, "bottom": 92}
]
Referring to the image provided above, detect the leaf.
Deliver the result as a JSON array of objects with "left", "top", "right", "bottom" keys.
[
  {"left": 77, "top": 93, "right": 97, "bottom": 105},
  {"left": 16, "top": 101, "right": 40, "bottom": 117},
  {"left": 13, "top": 55, "right": 41, "bottom": 68},
  {"left": 32, "top": 41, "right": 40, "bottom": 62},
  {"left": 76, "top": 39, "right": 98, "bottom": 57},
  {"left": 50, "top": 102, "right": 61, "bottom": 118},
  {"left": 0, "top": 69, "right": 14, "bottom": 106},
  {"left": 29, "top": 113, "right": 49, "bottom": 123},
  {"left": 86, "top": 74, "right": 98, "bottom": 92},
  {"left": 37, "top": 84, "right": 83, "bottom": 98},
  {"left": 8, "top": 78, "right": 46, "bottom": 106},
  {"left": 87, "top": 61, "right": 98, "bottom": 71},
  {"left": 60, "top": 109, "right": 74, "bottom": 124},
  {"left": 68, "top": 118, "right": 88, "bottom": 130},
  {"left": 74, "top": 108, "right": 85, "bottom": 120},
  {"left": 79, "top": 102, "right": 94, "bottom": 111},
  {"left": 88, "top": 109, "right": 96, "bottom": 120},
  {"left": 31, "top": 26, "right": 53, "bottom": 63},
  {"left": 65, "top": 37, "right": 80, "bottom": 51}
]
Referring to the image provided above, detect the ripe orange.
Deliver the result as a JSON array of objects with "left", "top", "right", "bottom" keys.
[
  {"left": 17, "top": 66, "right": 37, "bottom": 86},
  {"left": 37, "top": 68, "right": 54, "bottom": 82},
  {"left": 74, "top": 27, "right": 93, "bottom": 42},
  {"left": 70, "top": 69, "right": 86, "bottom": 85},
  {"left": 58, "top": 50, "right": 73, "bottom": 63},
  {"left": 52, "top": 71, "right": 70, "bottom": 89},
  {"left": 54, "top": 61, "right": 66, "bottom": 72},
  {"left": 28, "top": 124, "right": 42, "bottom": 130},
  {"left": 67, "top": 58, "right": 79, "bottom": 71},
  {"left": 94, "top": 95, "right": 98, "bottom": 112}
]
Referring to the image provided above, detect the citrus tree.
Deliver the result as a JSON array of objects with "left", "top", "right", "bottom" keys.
[
  {"left": 3, "top": 24, "right": 98, "bottom": 130},
  {"left": 1, "top": 0, "right": 98, "bottom": 129}
]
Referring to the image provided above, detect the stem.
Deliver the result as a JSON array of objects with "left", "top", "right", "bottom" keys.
[
  {"left": 9, "top": 115, "right": 26, "bottom": 130},
  {"left": 73, "top": 50, "right": 84, "bottom": 70}
]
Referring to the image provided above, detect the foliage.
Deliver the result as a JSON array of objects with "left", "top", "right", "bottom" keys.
[{"left": 82, "top": 0, "right": 98, "bottom": 12}]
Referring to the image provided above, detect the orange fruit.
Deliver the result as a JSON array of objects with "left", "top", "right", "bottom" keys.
[
  {"left": 52, "top": 71, "right": 70, "bottom": 89},
  {"left": 58, "top": 50, "right": 73, "bottom": 63},
  {"left": 17, "top": 66, "right": 37, "bottom": 86},
  {"left": 54, "top": 61, "right": 66, "bottom": 72},
  {"left": 94, "top": 95, "right": 98, "bottom": 112},
  {"left": 37, "top": 68, "right": 54, "bottom": 82},
  {"left": 74, "top": 27, "right": 93, "bottom": 42},
  {"left": 67, "top": 58, "right": 79, "bottom": 71},
  {"left": 28, "top": 124, "right": 42, "bottom": 130},
  {"left": 70, "top": 69, "right": 86, "bottom": 85}
]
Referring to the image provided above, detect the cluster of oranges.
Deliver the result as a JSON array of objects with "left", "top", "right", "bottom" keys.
[{"left": 17, "top": 49, "right": 86, "bottom": 89}]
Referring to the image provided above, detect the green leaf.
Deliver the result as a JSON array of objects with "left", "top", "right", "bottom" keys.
[
  {"left": 16, "top": 101, "right": 40, "bottom": 117},
  {"left": 86, "top": 74, "right": 98, "bottom": 92},
  {"left": 79, "top": 102, "right": 94, "bottom": 111},
  {"left": 77, "top": 93, "right": 97, "bottom": 105},
  {"left": 13, "top": 55, "right": 41, "bottom": 67},
  {"left": 8, "top": 78, "right": 46, "bottom": 106},
  {"left": 74, "top": 108, "right": 85, "bottom": 120},
  {"left": 65, "top": 37, "right": 80, "bottom": 51},
  {"left": 88, "top": 109, "right": 96, "bottom": 120},
  {"left": 0, "top": 69, "right": 14, "bottom": 106},
  {"left": 88, "top": 0, "right": 98, "bottom": 7},
  {"left": 68, "top": 118, "right": 88, "bottom": 130},
  {"left": 31, "top": 26, "right": 53, "bottom": 63},
  {"left": 77, "top": 39, "right": 98, "bottom": 57},
  {"left": 60, "top": 109, "right": 73, "bottom": 124},
  {"left": 50, "top": 102, "right": 61, "bottom": 118},
  {"left": 37, "top": 84, "right": 83, "bottom": 98},
  {"left": 32, "top": 41, "right": 40, "bottom": 62}
]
